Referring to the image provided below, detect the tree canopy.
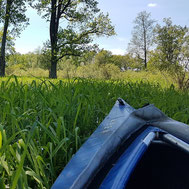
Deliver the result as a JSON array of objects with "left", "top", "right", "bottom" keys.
[
  {"left": 152, "top": 18, "right": 189, "bottom": 89},
  {"left": 0, "top": 0, "right": 29, "bottom": 76},
  {"left": 33, "top": 0, "right": 116, "bottom": 78}
]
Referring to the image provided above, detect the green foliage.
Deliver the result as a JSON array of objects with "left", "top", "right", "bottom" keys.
[
  {"left": 0, "top": 28, "right": 15, "bottom": 55},
  {"left": 89, "top": 50, "right": 143, "bottom": 71},
  {"left": 94, "top": 49, "right": 112, "bottom": 65},
  {"left": 110, "top": 54, "right": 127, "bottom": 70},
  {"left": 57, "top": 58, "right": 77, "bottom": 78},
  {"left": 79, "top": 50, "right": 97, "bottom": 65},
  {"left": 36, "top": 48, "right": 51, "bottom": 70},
  {"left": 5, "top": 52, "right": 173, "bottom": 87},
  {"left": 6, "top": 48, "right": 52, "bottom": 72},
  {"left": 110, "top": 54, "right": 143, "bottom": 71},
  {"left": 76, "top": 63, "right": 121, "bottom": 79},
  {"left": 0, "top": 0, "right": 29, "bottom": 36},
  {"left": 5, "top": 49, "right": 147, "bottom": 77},
  {"left": 7, "top": 53, "right": 37, "bottom": 68},
  {"left": 0, "top": 0, "right": 30, "bottom": 76},
  {"left": 33, "top": 0, "right": 116, "bottom": 78},
  {"left": 0, "top": 76, "right": 188, "bottom": 188},
  {"left": 54, "top": 12, "right": 115, "bottom": 59},
  {"left": 152, "top": 18, "right": 189, "bottom": 89}
]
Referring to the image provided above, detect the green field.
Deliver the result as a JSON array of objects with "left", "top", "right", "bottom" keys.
[{"left": 0, "top": 76, "right": 189, "bottom": 188}]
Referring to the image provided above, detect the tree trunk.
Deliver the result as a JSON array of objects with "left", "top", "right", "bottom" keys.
[
  {"left": 0, "top": 1, "right": 11, "bottom": 77},
  {"left": 144, "top": 48, "right": 147, "bottom": 69},
  {"left": 143, "top": 28, "right": 147, "bottom": 69},
  {"left": 49, "top": 0, "right": 59, "bottom": 79},
  {"left": 49, "top": 51, "right": 57, "bottom": 78}
]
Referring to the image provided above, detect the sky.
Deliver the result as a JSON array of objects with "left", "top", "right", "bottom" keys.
[{"left": 14, "top": 0, "right": 189, "bottom": 55}]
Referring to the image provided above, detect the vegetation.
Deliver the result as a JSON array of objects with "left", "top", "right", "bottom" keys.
[
  {"left": 128, "top": 11, "right": 156, "bottom": 69},
  {"left": 0, "top": 4, "right": 189, "bottom": 188},
  {"left": 0, "top": 29, "right": 15, "bottom": 56},
  {"left": 32, "top": 0, "right": 115, "bottom": 78},
  {"left": 0, "top": 5, "right": 188, "bottom": 88},
  {"left": 0, "top": 0, "right": 29, "bottom": 77},
  {"left": 0, "top": 76, "right": 188, "bottom": 188},
  {"left": 151, "top": 18, "right": 189, "bottom": 89}
]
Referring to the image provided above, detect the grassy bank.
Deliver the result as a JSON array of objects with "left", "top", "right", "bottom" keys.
[{"left": 0, "top": 77, "right": 188, "bottom": 188}]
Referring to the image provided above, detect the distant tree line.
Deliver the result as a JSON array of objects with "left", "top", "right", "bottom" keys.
[{"left": 5, "top": 49, "right": 143, "bottom": 71}]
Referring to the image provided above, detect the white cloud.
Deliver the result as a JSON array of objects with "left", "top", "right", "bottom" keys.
[
  {"left": 147, "top": 3, "right": 157, "bottom": 7},
  {"left": 110, "top": 49, "right": 125, "bottom": 55}
]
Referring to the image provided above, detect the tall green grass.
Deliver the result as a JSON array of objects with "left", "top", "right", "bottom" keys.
[{"left": 0, "top": 76, "right": 188, "bottom": 188}]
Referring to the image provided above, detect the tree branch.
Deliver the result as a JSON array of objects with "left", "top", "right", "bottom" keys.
[
  {"left": 58, "top": 0, "right": 71, "bottom": 18},
  {"left": 57, "top": 52, "right": 81, "bottom": 61}
]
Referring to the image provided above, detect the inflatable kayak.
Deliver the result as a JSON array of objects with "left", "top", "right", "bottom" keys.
[{"left": 51, "top": 99, "right": 189, "bottom": 189}]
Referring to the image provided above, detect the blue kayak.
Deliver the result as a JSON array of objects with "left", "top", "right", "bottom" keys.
[{"left": 51, "top": 99, "right": 189, "bottom": 189}]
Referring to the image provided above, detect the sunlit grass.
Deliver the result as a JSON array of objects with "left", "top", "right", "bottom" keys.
[{"left": 0, "top": 76, "right": 188, "bottom": 188}]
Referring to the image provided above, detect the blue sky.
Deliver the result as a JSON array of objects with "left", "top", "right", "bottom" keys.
[{"left": 14, "top": 0, "right": 189, "bottom": 55}]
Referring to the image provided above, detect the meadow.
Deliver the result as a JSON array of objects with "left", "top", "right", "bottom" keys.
[{"left": 0, "top": 76, "right": 188, "bottom": 188}]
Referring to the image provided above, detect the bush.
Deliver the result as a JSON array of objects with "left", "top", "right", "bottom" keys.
[{"left": 76, "top": 63, "right": 122, "bottom": 79}]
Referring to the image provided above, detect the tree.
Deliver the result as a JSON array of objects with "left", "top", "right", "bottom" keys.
[
  {"left": 94, "top": 49, "right": 112, "bottom": 65},
  {"left": 60, "top": 49, "right": 99, "bottom": 67},
  {"left": 152, "top": 18, "right": 189, "bottom": 89},
  {"left": 0, "top": 28, "right": 15, "bottom": 56},
  {"left": 110, "top": 54, "right": 143, "bottom": 71},
  {"left": 77, "top": 49, "right": 99, "bottom": 66},
  {"left": 34, "top": 0, "right": 115, "bottom": 78},
  {"left": 0, "top": 0, "right": 29, "bottom": 77},
  {"left": 128, "top": 11, "right": 156, "bottom": 69},
  {"left": 110, "top": 55, "right": 127, "bottom": 71}
]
